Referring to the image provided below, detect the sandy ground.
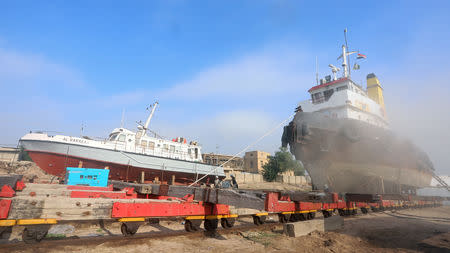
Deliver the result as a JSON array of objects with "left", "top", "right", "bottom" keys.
[{"left": 3, "top": 206, "right": 449, "bottom": 253}]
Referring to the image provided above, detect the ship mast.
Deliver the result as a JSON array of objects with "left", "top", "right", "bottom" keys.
[
  {"left": 339, "top": 28, "right": 357, "bottom": 78},
  {"left": 142, "top": 102, "right": 158, "bottom": 135},
  {"left": 341, "top": 44, "right": 348, "bottom": 78}
]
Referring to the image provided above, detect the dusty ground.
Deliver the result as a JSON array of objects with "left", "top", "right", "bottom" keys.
[
  {"left": 3, "top": 207, "right": 449, "bottom": 253},
  {"left": 0, "top": 161, "right": 55, "bottom": 183}
]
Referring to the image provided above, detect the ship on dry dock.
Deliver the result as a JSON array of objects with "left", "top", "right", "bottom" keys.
[
  {"left": 19, "top": 102, "right": 225, "bottom": 184},
  {"left": 282, "top": 32, "right": 434, "bottom": 194}
]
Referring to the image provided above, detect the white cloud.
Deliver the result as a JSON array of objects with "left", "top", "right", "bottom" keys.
[
  {"left": 159, "top": 46, "right": 312, "bottom": 101},
  {"left": 151, "top": 109, "right": 282, "bottom": 155},
  {"left": 0, "top": 48, "right": 86, "bottom": 88}
]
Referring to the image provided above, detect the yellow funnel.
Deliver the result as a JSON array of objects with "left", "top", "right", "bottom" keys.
[{"left": 367, "top": 73, "right": 385, "bottom": 109}]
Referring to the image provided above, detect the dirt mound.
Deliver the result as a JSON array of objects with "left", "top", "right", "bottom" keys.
[{"left": 0, "top": 161, "right": 55, "bottom": 183}]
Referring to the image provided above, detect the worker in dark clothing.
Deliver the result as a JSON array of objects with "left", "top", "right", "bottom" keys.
[{"left": 230, "top": 174, "right": 239, "bottom": 189}]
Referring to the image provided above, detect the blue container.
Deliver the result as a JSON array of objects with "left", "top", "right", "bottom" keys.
[{"left": 65, "top": 167, "right": 110, "bottom": 187}]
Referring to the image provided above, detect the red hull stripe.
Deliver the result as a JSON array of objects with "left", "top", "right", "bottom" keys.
[{"left": 26, "top": 150, "right": 218, "bottom": 184}]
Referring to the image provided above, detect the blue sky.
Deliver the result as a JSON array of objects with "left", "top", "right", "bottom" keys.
[{"left": 1, "top": 1, "right": 449, "bottom": 174}]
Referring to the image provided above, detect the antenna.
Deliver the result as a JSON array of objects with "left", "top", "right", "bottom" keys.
[
  {"left": 120, "top": 108, "right": 125, "bottom": 128},
  {"left": 80, "top": 122, "right": 85, "bottom": 137},
  {"left": 315, "top": 56, "right": 319, "bottom": 85},
  {"left": 344, "top": 28, "right": 351, "bottom": 77}
]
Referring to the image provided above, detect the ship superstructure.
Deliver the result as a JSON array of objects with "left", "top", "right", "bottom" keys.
[
  {"left": 282, "top": 31, "right": 433, "bottom": 194},
  {"left": 20, "top": 102, "right": 224, "bottom": 184}
]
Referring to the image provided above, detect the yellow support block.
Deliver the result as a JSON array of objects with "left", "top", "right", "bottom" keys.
[
  {"left": 185, "top": 216, "right": 205, "bottom": 220},
  {"left": 118, "top": 218, "right": 145, "bottom": 222},
  {"left": 205, "top": 214, "right": 239, "bottom": 220},
  {"left": 17, "top": 219, "right": 57, "bottom": 225},
  {"left": 326, "top": 209, "right": 334, "bottom": 211},
  {"left": 0, "top": 220, "right": 16, "bottom": 226},
  {"left": 253, "top": 213, "right": 268, "bottom": 217},
  {"left": 186, "top": 214, "right": 239, "bottom": 220},
  {"left": 281, "top": 211, "right": 294, "bottom": 215}
]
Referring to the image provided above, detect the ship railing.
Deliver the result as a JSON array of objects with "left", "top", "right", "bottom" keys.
[
  {"left": 133, "top": 146, "right": 195, "bottom": 162},
  {"left": 119, "top": 151, "right": 221, "bottom": 176}
]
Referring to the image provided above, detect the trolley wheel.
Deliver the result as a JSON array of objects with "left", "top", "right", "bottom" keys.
[
  {"left": 253, "top": 215, "right": 266, "bottom": 226},
  {"left": 220, "top": 218, "right": 235, "bottom": 229},
  {"left": 185, "top": 220, "right": 202, "bottom": 232},
  {"left": 361, "top": 208, "right": 368, "bottom": 214},
  {"left": 278, "top": 213, "right": 290, "bottom": 223},
  {"left": 307, "top": 212, "right": 316, "bottom": 220},
  {"left": 0, "top": 226, "right": 12, "bottom": 239},
  {"left": 322, "top": 210, "right": 332, "bottom": 218},
  {"left": 121, "top": 222, "right": 140, "bottom": 236},
  {"left": 22, "top": 226, "right": 49, "bottom": 244},
  {"left": 204, "top": 219, "right": 218, "bottom": 231},
  {"left": 338, "top": 209, "right": 345, "bottom": 216},
  {"left": 352, "top": 209, "right": 357, "bottom": 215},
  {"left": 289, "top": 214, "right": 300, "bottom": 222}
]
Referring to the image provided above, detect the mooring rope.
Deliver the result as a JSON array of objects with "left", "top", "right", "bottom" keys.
[{"left": 188, "top": 112, "right": 296, "bottom": 187}]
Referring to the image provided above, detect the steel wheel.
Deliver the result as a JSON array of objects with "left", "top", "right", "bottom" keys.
[
  {"left": 204, "top": 219, "right": 218, "bottom": 231},
  {"left": 253, "top": 215, "right": 266, "bottom": 226},
  {"left": 220, "top": 218, "right": 235, "bottom": 229},
  {"left": 278, "top": 214, "right": 290, "bottom": 223}
]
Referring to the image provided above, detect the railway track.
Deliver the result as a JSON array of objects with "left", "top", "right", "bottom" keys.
[
  {"left": 0, "top": 219, "right": 282, "bottom": 251},
  {"left": 1, "top": 206, "right": 443, "bottom": 250},
  {"left": 0, "top": 175, "right": 446, "bottom": 246}
]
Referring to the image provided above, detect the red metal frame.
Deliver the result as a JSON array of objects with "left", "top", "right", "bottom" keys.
[
  {"left": 0, "top": 199, "right": 12, "bottom": 219},
  {"left": 111, "top": 201, "right": 230, "bottom": 218},
  {"left": 0, "top": 185, "right": 15, "bottom": 198}
]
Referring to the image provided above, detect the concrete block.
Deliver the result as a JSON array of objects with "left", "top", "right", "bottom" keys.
[{"left": 283, "top": 216, "right": 344, "bottom": 237}]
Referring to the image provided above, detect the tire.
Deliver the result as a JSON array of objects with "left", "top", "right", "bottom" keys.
[
  {"left": 204, "top": 219, "right": 218, "bottom": 231},
  {"left": 220, "top": 218, "right": 235, "bottom": 229},
  {"left": 278, "top": 214, "right": 290, "bottom": 223},
  {"left": 185, "top": 220, "right": 201, "bottom": 232},
  {"left": 253, "top": 215, "right": 266, "bottom": 226}
]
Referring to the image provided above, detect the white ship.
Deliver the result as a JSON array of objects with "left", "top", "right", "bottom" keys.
[
  {"left": 282, "top": 31, "right": 433, "bottom": 194},
  {"left": 20, "top": 102, "right": 225, "bottom": 184}
]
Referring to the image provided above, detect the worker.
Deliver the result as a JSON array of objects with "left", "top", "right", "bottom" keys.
[{"left": 230, "top": 174, "right": 239, "bottom": 189}]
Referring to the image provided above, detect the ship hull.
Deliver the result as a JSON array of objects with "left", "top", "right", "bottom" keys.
[
  {"left": 282, "top": 112, "right": 433, "bottom": 194},
  {"left": 20, "top": 139, "right": 224, "bottom": 185}
]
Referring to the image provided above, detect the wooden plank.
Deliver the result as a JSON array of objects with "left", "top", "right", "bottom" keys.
[{"left": 7, "top": 196, "right": 183, "bottom": 220}]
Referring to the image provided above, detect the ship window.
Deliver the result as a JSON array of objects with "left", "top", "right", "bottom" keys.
[
  {"left": 117, "top": 134, "right": 126, "bottom": 142},
  {"left": 194, "top": 148, "right": 198, "bottom": 159},
  {"left": 170, "top": 145, "right": 175, "bottom": 152},
  {"left": 311, "top": 92, "right": 324, "bottom": 103},
  {"left": 141, "top": 140, "right": 147, "bottom": 149},
  {"left": 163, "top": 144, "right": 169, "bottom": 151},
  {"left": 109, "top": 133, "right": 119, "bottom": 141},
  {"left": 324, "top": 89, "right": 334, "bottom": 101},
  {"left": 148, "top": 141, "right": 155, "bottom": 150},
  {"left": 336, "top": 85, "right": 348, "bottom": 91}
]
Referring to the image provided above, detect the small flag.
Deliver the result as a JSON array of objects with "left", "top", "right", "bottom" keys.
[{"left": 357, "top": 53, "right": 367, "bottom": 59}]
